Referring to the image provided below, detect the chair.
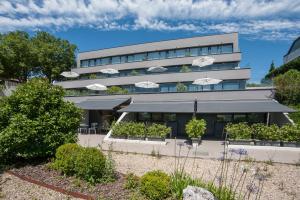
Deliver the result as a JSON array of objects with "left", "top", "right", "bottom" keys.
[
  {"left": 79, "top": 124, "right": 88, "bottom": 134},
  {"left": 89, "top": 122, "right": 98, "bottom": 134}
]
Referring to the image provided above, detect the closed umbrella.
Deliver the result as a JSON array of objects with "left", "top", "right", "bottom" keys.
[
  {"left": 86, "top": 83, "right": 107, "bottom": 91},
  {"left": 60, "top": 71, "right": 79, "bottom": 78},
  {"left": 135, "top": 81, "right": 159, "bottom": 88},
  {"left": 147, "top": 66, "right": 167, "bottom": 73},
  {"left": 193, "top": 99, "right": 197, "bottom": 118},
  {"left": 192, "top": 56, "right": 215, "bottom": 67},
  {"left": 193, "top": 78, "right": 222, "bottom": 85},
  {"left": 99, "top": 68, "right": 119, "bottom": 74}
]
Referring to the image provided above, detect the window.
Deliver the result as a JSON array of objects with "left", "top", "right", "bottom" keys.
[
  {"left": 148, "top": 52, "right": 160, "bottom": 60},
  {"left": 112, "top": 56, "right": 121, "bottom": 64},
  {"left": 222, "top": 44, "right": 233, "bottom": 53},
  {"left": 203, "top": 85, "right": 212, "bottom": 91},
  {"left": 127, "top": 55, "right": 134, "bottom": 62},
  {"left": 167, "top": 50, "right": 176, "bottom": 58},
  {"left": 101, "top": 57, "right": 110, "bottom": 65},
  {"left": 176, "top": 49, "right": 185, "bottom": 57},
  {"left": 248, "top": 113, "right": 265, "bottom": 123},
  {"left": 159, "top": 51, "right": 167, "bottom": 59},
  {"left": 223, "top": 82, "right": 239, "bottom": 90},
  {"left": 210, "top": 46, "right": 219, "bottom": 54},
  {"left": 217, "top": 114, "right": 232, "bottom": 122},
  {"left": 96, "top": 59, "right": 101, "bottom": 66},
  {"left": 234, "top": 114, "right": 247, "bottom": 122},
  {"left": 160, "top": 85, "right": 169, "bottom": 92},
  {"left": 190, "top": 48, "right": 199, "bottom": 56},
  {"left": 164, "top": 113, "right": 176, "bottom": 121},
  {"left": 214, "top": 83, "right": 223, "bottom": 90},
  {"left": 89, "top": 59, "right": 95, "bottom": 67},
  {"left": 201, "top": 47, "right": 208, "bottom": 55},
  {"left": 81, "top": 60, "right": 89, "bottom": 67},
  {"left": 134, "top": 53, "right": 147, "bottom": 61},
  {"left": 120, "top": 56, "right": 127, "bottom": 63},
  {"left": 138, "top": 112, "right": 151, "bottom": 121},
  {"left": 152, "top": 113, "right": 163, "bottom": 121},
  {"left": 188, "top": 84, "right": 201, "bottom": 92}
]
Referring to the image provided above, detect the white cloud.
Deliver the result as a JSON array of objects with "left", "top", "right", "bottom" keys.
[{"left": 0, "top": 0, "right": 299, "bottom": 40}]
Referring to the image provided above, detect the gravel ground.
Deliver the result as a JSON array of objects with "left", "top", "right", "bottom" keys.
[
  {"left": 111, "top": 152, "right": 300, "bottom": 200},
  {"left": 0, "top": 173, "right": 79, "bottom": 200}
]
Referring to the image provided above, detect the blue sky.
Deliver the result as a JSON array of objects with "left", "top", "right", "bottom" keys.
[{"left": 1, "top": 0, "right": 299, "bottom": 82}]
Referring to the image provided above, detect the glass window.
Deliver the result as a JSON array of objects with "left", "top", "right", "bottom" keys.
[
  {"left": 112, "top": 56, "right": 121, "bottom": 64},
  {"left": 188, "top": 84, "right": 201, "bottom": 92},
  {"left": 176, "top": 49, "right": 185, "bottom": 57},
  {"left": 134, "top": 53, "right": 147, "bottom": 61},
  {"left": 217, "top": 114, "right": 232, "bottom": 122},
  {"left": 169, "top": 85, "right": 177, "bottom": 92},
  {"left": 213, "top": 83, "right": 223, "bottom": 90},
  {"left": 152, "top": 113, "right": 163, "bottom": 121},
  {"left": 222, "top": 44, "right": 233, "bottom": 53},
  {"left": 89, "top": 59, "right": 95, "bottom": 67},
  {"left": 120, "top": 56, "right": 127, "bottom": 63},
  {"left": 101, "top": 57, "right": 110, "bottom": 65},
  {"left": 190, "top": 48, "right": 199, "bottom": 56},
  {"left": 96, "top": 59, "right": 101, "bottom": 66},
  {"left": 223, "top": 82, "right": 239, "bottom": 90},
  {"left": 248, "top": 113, "right": 265, "bottom": 123},
  {"left": 167, "top": 50, "right": 176, "bottom": 58},
  {"left": 160, "top": 85, "right": 169, "bottom": 92},
  {"left": 234, "top": 114, "right": 247, "bottom": 122},
  {"left": 148, "top": 52, "right": 160, "bottom": 60},
  {"left": 164, "top": 113, "right": 176, "bottom": 121},
  {"left": 127, "top": 55, "right": 134, "bottom": 62},
  {"left": 138, "top": 112, "right": 151, "bottom": 121},
  {"left": 81, "top": 60, "right": 89, "bottom": 67},
  {"left": 203, "top": 85, "right": 212, "bottom": 91},
  {"left": 159, "top": 51, "right": 167, "bottom": 59},
  {"left": 201, "top": 47, "right": 208, "bottom": 55}
]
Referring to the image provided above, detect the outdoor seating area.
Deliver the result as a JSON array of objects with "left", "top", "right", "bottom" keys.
[{"left": 78, "top": 122, "right": 110, "bottom": 134}]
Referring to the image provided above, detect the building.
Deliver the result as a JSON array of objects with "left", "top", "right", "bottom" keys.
[
  {"left": 55, "top": 32, "right": 294, "bottom": 138},
  {"left": 284, "top": 36, "right": 300, "bottom": 64}
]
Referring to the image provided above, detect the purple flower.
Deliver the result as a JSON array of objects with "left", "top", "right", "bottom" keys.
[
  {"left": 246, "top": 183, "right": 258, "bottom": 194},
  {"left": 237, "top": 148, "right": 248, "bottom": 155}
]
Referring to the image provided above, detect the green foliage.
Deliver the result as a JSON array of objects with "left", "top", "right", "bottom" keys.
[
  {"left": 280, "top": 124, "right": 300, "bottom": 142},
  {"left": 130, "top": 70, "right": 139, "bottom": 76},
  {"left": 140, "top": 170, "right": 171, "bottom": 200},
  {"left": 185, "top": 118, "right": 207, "bottom": 139},
  {"left": 180, "top": 65, "right": 192, "bottom": 73},
  {"left": 0, "top": 79, "right": 82, "bottom": 162},
  {"left": 51, "top": 143, "right": 83, "bottom": 175},
  {"left": 106, "top": 86, "right": 129, "bottom": 95},
  {"left": 112, "top": 122, "right": 170, "bottom": 139},
  {"left": 269, "top": 60, "right": 276, "bottom": 73},
  {"left": 266, "top": 57, "right": 300, "bottom": 79},
  {"left": 124, "top": 173, "right": 140, "bottom": 190},
  {"left": 256, "top": 124, "right": 280, "bottom": 141},
  {"left": 89, "top": 74, "right": 97, "bottom": 79},
  {"left": 147, "top": 123, "right": 171, "bottom": 138},
  {"left": 74, "top": 147, "right": 106, "bottom": 184},
  {"left": 176, "top": 82, "right": 187, "bottom": 92},
  {"left": 226, "top": 123, "right": 252, "bottom": 139},
  {"left": 273, "top": 70, "right": 300, "bottom": 104},
  {"left": 288, "top": 104, "right": 300, "bottom": 125}
]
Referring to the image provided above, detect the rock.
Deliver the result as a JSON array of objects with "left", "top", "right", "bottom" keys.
[{"left": 183, "top": 185, "right": 216, "bottom": 200}]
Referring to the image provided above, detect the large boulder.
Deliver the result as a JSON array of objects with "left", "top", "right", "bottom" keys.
[{"left": 183, "top": 185, "right": 216, "bottom": 200}]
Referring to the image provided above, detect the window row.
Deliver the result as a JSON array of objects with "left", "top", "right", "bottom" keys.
[
  {"left": 217, "top": 113, "right": 266, "bottom": 123},
  {"left": 80, "top": 44, "right": 234, "bottom": 67}
]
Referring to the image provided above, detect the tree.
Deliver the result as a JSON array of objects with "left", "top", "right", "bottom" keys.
[
  {"left": 32, "top": 32, "right": 77, "bottom": 83},
  {"left": 269, "top": 60, "right": 276, "bottom": 73},
  {"left": 273, "top": 69, "right": 300, "bottom": 105},
  {"left": 0, "top": 79, "right": 82, "bottom": 162},
  {"left": 265, "top": 57, "right": 300, "bottom": 79},
  {"left": 0, "top": 31, "right": 35, "bottom": 82}
]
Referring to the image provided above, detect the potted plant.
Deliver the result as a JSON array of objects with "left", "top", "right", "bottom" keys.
[
  {"left": 111, "top": 122, "right": 128, "bottom": 139},
  {"left": 280, "top": 124, "right": 300, "bottom": 147},
  {"left": 256, "top": 124, "right": 281, "bottom": 146},
  {"left": 185, "top": 118, "right": 206, "bottom": 145},
  {"left": 128, "top": 122, "right": 146, "bottom": 140},
  {"left": 226, "top": 123, "right": 253, "bottom": 145},
  {"left": 146, "top": 123, "right": 171, "bottom": 141}
]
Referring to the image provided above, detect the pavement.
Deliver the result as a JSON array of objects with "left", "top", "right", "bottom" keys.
[{"left": 78, "top": 134, "right": 300, "bottom": 164}]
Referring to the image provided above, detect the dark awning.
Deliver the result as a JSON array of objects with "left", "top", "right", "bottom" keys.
[
  {"left": 76, "top": 98, "right": 130, "bottom": 110},
  {"left": 118, "top": 100, "right": 295, "bottom": 113}
]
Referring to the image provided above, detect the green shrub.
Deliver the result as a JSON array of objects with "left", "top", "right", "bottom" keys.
[
  {"left": 74, "top": 147, "right": 106, "bottom": 184},
  {"left": 107, "top": 86, "right": 128, "bottom": 95},
  {"left": 124, "top": 173, "right": 140, "bottom": 190},
  {"left": 147, "top": 123, "right": 171, "bottom": 138},
  {"left": 260, "top": 124, "right": 280, "bottom": 141},
  {"left": 176, "top": 82, "right": 187, "bottom": 92},
  {"left": 129, "top": 122, "right": 146, "bottom": 138},
  {"left": 226, "top": 122, "right": 252, "bottom": 139},
  {"left": 280, "top": 124, "right": 300, "bottom": 142},
  {"left": 0, "top": 79, "right": 82, "bottom": 162},
  {"left": 180, "top": 65, "right": 191, "bottom": 73},
  {"left": 140, "top": 170, "right": 171, "bottom": 200},
  {"left": 185, "top": 118, "right": 207, "bottom": 139},
  {"left": 51, "top": 143, "right": 83, "bottom": 175},
  {"left": 289, "top": 104, "right": 300, "bottom": 125}
]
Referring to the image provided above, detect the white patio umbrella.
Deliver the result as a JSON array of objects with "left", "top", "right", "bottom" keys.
[
  {"left": 86, "top": 83, "right": 107, "bottom": 91},
  {"left": 193, "top": 78, "right": 222, "bottom": 85},
  {"left": 192, "top": 56, "right": 215, "bottom": 67},
  {"left": 99, "top": 68, "right": 119, "bottom": 74},
  {"left": 147, "top": 66, "right": 167, "bottom": 73},
  {"left": 60, "top": 71, "right": 79, "bottom": 78},
  {"left": 135, "top": 81, "right": 159, "bottom": 88}
]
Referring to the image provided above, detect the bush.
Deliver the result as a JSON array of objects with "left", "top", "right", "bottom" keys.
[
  {"left": 74, "top": 147, "right": 106, "bottom": 184},
  {"left": 124, "top": 173, "right": 140, "bottom": 190},
  {"left": 147, "top": 123, "right": 171, "bottom": 138},
  {"left": 51, "top": 143, "right": 83, "bottom": 175},
  {"left": 185, "top": 118, "right": 206, "bottom": 139},
  {"left": 0, "top": 79, "right": 82, "bottom": 162},
  {"left": 140, "top": 170, "right": 171, "bottom": 200},
  {"left": 107, "top": 86, "right": 128, "bottom": 95},
  {"left": 280, "top": 124, "right": 300, "bottom": 142},
  {"left": 226, "top": 123, "right": 252, "bottom": 139}
]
